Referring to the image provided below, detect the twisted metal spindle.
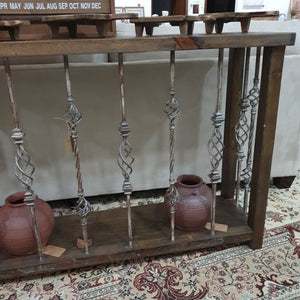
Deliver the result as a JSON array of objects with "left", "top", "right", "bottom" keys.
[
  {"left": 208, "top": 48, "right": 225, "bottom": 236},
  {"left": 235, "top": 47, "right": 251, "bottom": 209},
  {"left": 117, "top": 53, "right": 134, "bottom": 248},
  {"left": 164, "top": 50, "right": 181, "bottom": 242},
  {"left": 3, "top": 57, "right": 44, "bottom": 259},
  {"left": 63, "top": 55, "right": 90, "bottom": 255},
  {"left": 242, "top": 47, "right": 262, "bottom": 214}
]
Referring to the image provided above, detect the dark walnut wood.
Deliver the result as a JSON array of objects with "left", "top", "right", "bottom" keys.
[
  {"left": 221, "top": 48, "right": 245, "bottom": 200},
  {"left": 171, "top": 0, "right": 189, "bottom": 16},
  {"left": 248, "top": 46, "right": 286, "bottom": 249},
  {"left": 130, "top": 15, "right": 188, "bottom": 36},
  {"left": 0, "top": 33, "right": 295, "bottom": 56},
  {"left": 0, "top": 199, "right": 251, "bottom": 280},
  {"left": 187, "top": 11, "right": 279, "bottom": 34},
  {"left": 41, "top": 13, "right": 138, "bottom": 38}
]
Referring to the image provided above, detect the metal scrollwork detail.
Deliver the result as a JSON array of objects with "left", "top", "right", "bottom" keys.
[
  {"left": 76, "top": 192, "right": 90, "bottom": 218},
  {"left": 235, "top": 96, "right": 250, "bottom": 209},
  {"left": 208, "top": 111, "right": 224, "bottom": 183},
  {"left": 63, "top": 101, "right": 82, "bottom": 129},
  {"left": 62, "top": 103, "right": 90, "bottom": 219},
  {"left": 166, "top": 184, "right": 179, "bottom": 211},
  {"left": 241, "top": 47, "right": 261, "bottom": 214},
  {"left": 11, "top": 128, "right": 35, "bottom": 192},
  {"left": 235, "top": 97, "right": 250, "bottom": 161},
  {"left": 164, "top": 94, "right": 181, "bottom": 125},
  {"left": 242, "top": 78, "right": 260, "bottom": 183},
  {"left": 118, "top": 121, "right": 134, "bottom": 194},
  {"left": 164, "top": 95, "right": 181, "bottom": 187}
]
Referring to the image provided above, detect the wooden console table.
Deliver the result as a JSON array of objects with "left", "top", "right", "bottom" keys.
[{"left": 0, "top": 32, "right": 296, "bottom": 279}]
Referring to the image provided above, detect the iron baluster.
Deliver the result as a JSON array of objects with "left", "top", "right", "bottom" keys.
[
  {"left": 208, "top": 48, "right": 225, "bottom": 236},
  {"left": 63, "top": 55, "right": 90, "bottom": 255},
  {"left": 164, "top": 50, "right": 181, "bottom": 242},
  {"left": 242, "top": 47, "right": 261, "bottom": 214},
  {"left": 235, "top": 47, "right": 251, "bottom": 209},
  {"left": 3, "top": 57, "right": 44, "bottom": 259},
  {"left": 117, "top": 53, "right": 134, "bottom": 248}
]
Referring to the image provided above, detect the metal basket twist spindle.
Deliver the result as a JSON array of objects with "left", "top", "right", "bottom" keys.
[
  {"left": 62, "top": 55, "right": 91, "bottom": 255},
  {"left": 241, "top": 47, "right": 261, "bottom": 214},
  {"left": 208, "top": 48, "right": 225, "bottom": 236},
  {"left": 117, "top": 53, "right": 134, "bottom": 248},
  {"left": 164, "top": 50, "right": 181, "bottom": 242},
  {"left": 235, "top": 47, "right": 251, "bottom": 209},
  {"left": 3, "top": 57, "right": 44, "bottom": 259}
]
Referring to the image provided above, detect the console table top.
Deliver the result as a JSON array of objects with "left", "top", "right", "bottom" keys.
[{"left": 0, "top": 32, "right": 295, "bottom": 57}]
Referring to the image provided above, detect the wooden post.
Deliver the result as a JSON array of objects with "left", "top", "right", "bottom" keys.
[
  {"left": 221, "top": 48, "right": 245, "bottom": 200},
  {"left": 171, "top": 0, "right": 188, "bottom": 15},
  {"left": 109, "top": 0, "right": 116, "bottom": 36},
  {"left": 248, "top": 46, "right": 286, "bottom": 249}
]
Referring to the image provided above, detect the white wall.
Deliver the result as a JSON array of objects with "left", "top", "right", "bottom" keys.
[
  {"left": 116, "top": 0, "right": 291, "bottom": 18},
  {"left": 115, "top": 0, "right": 152, "bottom": 16},
  {"left": 266, "top": 0, "right": 290, "bottom": 18},
  {"left": 235, "top": 0, "right": 290, "bottom": 18}
]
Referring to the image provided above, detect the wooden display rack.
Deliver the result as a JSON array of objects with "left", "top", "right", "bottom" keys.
[
  {"left": 0, "top": 0, "right": 119, "bottom": 39},
  {"left": 0, "top": 31, "right": 296, "bottom": 280}
]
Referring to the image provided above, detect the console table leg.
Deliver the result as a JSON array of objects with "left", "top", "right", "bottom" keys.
[
  {"left": 248, "top": 46, "right": 286, "bottom": 249},
  {"left": 222, "top": 48, "right": 245, "bottom": 200}
]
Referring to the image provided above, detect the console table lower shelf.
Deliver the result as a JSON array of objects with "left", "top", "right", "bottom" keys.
[{"left": 0, "top": 197, "right": 253, "bottom": 280}]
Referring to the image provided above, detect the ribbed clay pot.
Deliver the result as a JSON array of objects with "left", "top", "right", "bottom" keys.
[
  {"left": 0, "top": 191, "right": 54, "bottom": 255},
  {"left": 164, "top": 174, "right": 212, "bottom": 231}
]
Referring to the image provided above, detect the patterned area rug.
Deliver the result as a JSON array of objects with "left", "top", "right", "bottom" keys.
[{"left": 1, "top": 172, "right": 300, "bottom": 300}]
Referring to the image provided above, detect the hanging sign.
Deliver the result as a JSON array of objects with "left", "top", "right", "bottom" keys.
[{"left": 0, "top": 0, "right": 111, "bottom": 14}]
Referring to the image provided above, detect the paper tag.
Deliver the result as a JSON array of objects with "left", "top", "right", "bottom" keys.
[
  {"left": 65, "top": 136, "right": 73, "bottom": 156},
  {"left": 205, "top": 222, "right": 228, "bottom": 232},
  {"left": 43, "top": 245, "right": 66, "bottom": 257},
  {"left": 76, "top": 238, "right": 93, "bottom": 249}
]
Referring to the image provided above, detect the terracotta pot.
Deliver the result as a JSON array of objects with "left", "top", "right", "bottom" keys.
[
  {"left": 0, "top": 191, "right": 54, "bottom": 255},
  {"left": 164, "top": 174, "right": 212, "bottom": 231}
]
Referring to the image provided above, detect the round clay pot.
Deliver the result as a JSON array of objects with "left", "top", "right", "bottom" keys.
[
  {"left": 0, "top": 191, "right": 54, "bottom": 256},
  {"left": 164, "top": 174, "right": 212, "bottom": 231}
]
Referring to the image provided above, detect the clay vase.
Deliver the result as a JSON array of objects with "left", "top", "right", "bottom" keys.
[
  {"left": 164, "top": 174, "right": 212, "bottom": 231},
  {"left": 0, "top": 191, "right": 54, "bottom": 255}
]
